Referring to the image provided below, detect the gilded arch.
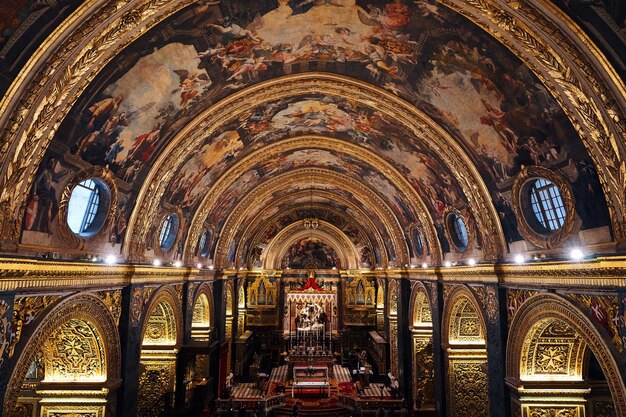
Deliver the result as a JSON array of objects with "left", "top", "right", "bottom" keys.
[
  {"left": 409, "top": 282, "right": 435, "bottom": 408},
  {"left": 264, "top": 221, "right": 360, "bottom": 270},
  {"left": 140, "top": 286, "right": 183, "bottom": 347},
  {"left": 131, "top": 77, "right": 505, "bottom": 263},
  {"left": 209, "top": 165, "right": 411, "bottom": 268},
  {"left": 191, "top": 290, "right": 212, "bottom": 342},
  {"left": 443, "top": 287, "right": 487, "bottom": 346},
  {"left": 506, "top": 293, "right": 626, "bottom": 415},
  {"left": 441, "top": 286, "right": 490, "bottom": 417},
  {"left": 3, "top": 293, "right": 121, "bottom": 415}
]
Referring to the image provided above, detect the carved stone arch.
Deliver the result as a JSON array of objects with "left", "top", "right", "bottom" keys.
[
  {"left": 263, "top": 220, "right": 360, "bottom": 270},
  {"left": 223, "top": 280, "right": 235, "bottom": 317},
  {"left": 140, "top": 286, "right": 183, "bottom": 348},
  {"left": 442, "top": 286, "right": 487, "bottom": 346},
  {"left": 441, "top": 285, "right": 490, "bottom": 417},
  {"left": 190, "top": 283, "right": 213, "bottom": 342},
  {"left": 4, "top": 292, "right": 121, "bottom": 415},
  {"left": 409, "top": 282, "right": 433, "bottom": 328},
  {"left": 409, "top": 282, "right": 435, "bottom": 409},
  {"left": 506, "top": 293, "right": 626, "bottom": 415},
  {"left": 191, "top": 283, "right": 214, "bottom": 326}
]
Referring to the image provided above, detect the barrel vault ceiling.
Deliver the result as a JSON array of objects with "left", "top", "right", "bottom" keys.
[{"left": 0, "top": 0, "right": 624, "bottom": 270}]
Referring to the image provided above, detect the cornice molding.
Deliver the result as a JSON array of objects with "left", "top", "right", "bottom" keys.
[{"left": 0, "top": 258, "right": 208, "bottom": 292}]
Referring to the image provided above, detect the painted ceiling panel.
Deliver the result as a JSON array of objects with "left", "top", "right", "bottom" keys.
[{"left": 19, "top": 0, "right": 611, "bottom": 264}]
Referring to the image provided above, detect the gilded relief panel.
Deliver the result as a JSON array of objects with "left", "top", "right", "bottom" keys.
[
  {"left": 522, "top": 406, "right": 582, "bottom": 417},
  {"left": 448, "top": 359, "right": 489, "bottom": 417},
  {"left": 43, "top": 318, "right": 106, "bottom": 382},
  {"left": 137, "top": 358, "right": 176, "bottom": 417},
  {"left": 413, "top": 338, "right": 434, "bottom": 406}
]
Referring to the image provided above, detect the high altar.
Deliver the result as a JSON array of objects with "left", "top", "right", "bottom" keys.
[{"left": 284, "top": 271, "right": 337, "bottom": 376}]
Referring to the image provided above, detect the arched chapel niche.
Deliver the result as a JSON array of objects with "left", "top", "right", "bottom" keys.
[
  {"left": 3, "top": 293, "right": 120, "bottom": 417},
  {"left": 409, "top": 284, "right": 435, "bottom": 412},
  {"left": 507, "top": 294, "right": 625, "bottom": 416},
  {"left": 138, "top": 289, "right": 181, "bottom": 417},
  {"left": 442, "top": 288, "right": 489, "bottom": 417},
  {"left": 191, "top": 292, "right": 212, "bottom": 342}
]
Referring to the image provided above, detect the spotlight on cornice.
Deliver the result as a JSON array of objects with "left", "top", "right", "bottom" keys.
[
  {"left": 239, "top": 266, "right": 244, "bottom": 270},
  {"left": 421, "top": 263, "right": 428, "bottom": 269},
  {"left": 467, "top": 258, "right": 476, "bottom": 266},
  {"left": 197, "top": 263, "right": 203, "bottom": 269},
  {"left": 570, "top": 248, "right": 584, "bottom": 261},
  {"left": 153, "top": 259, "right": 162, "bottom": 267},
  {"left": 91, "top": 256, "right": 98, "bottom": 262},
  {"left": 105, "top": 255, "right": 117, "bottom": 265},
  {"left": 444, "top": 261, "right": 452, "bottom": 267},
  {"left": 174, "top": 260, "right": 182, "bottom": 268},
  {"left": 208, "top": 265, "right": 214, "bottom": 270},
  {"left": 410, "top": 264, "right": 416, "bottom": 269},
  {"left": 514, "top": 254, "right": 525, "bottom": 264}
]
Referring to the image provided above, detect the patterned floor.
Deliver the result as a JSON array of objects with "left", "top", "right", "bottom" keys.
[
  {"left": 269, "top": 364, "right": 289, "bottom": 382},
  {"left": 361, "top": 383, "right": 392, "bottom": 397},
  {"left": 230, "top": 382, "right": 263, "bottom": 399},
  {"left": 333, "top": 364, "right": 351, "bottom": 383}
]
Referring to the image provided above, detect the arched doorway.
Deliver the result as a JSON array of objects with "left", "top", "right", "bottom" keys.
[
  {"left": 3, "top": 293, "right": 120, "bottom": 417},
  {"left": 507, "top": 293, "right": 626, "bottom": 416},
  {"left": 138, "top": 288, "right": 181, "bottom": 417},
  {"left": 442, "top": 287, "right": 489, "bottom": 417},
  {"left": 409, "top": 284, "right": 434, "bottom": 413}
]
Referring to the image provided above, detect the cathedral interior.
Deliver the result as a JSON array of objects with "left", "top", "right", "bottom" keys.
[{"left": 0, "top": 0, "right": 625, "bottom": 416}]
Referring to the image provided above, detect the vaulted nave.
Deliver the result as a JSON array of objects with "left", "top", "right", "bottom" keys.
[{"left": 0, "top": 0, "right": 625, "bottom": 416}]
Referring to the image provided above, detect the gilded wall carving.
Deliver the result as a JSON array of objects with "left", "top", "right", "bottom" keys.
[
  {"left": 96, "top": 290, "right": 122, "bottom": 327},
  {"left": 412, "top": 289, "right": 432, "bottom": 326},
  {"left": 4, "top": 293, "right": 121, "bottom": 415},
  {"left": 448, "top": 359, "right": 489, "bottom": 417},
  {"left": 506, "top": 294, "right": 626, "bottom": 415},
  {"left": 413, "top": 339, "right": 435, "bottom": 406},
  {"left": 43, "top": 318, "right": 107, "bottom": 382},
  {"left": 137, "top": 358, "right": 176, "bottom": 417},
  {"left": 9, "top": 295, "right": 61, "bottom": 357},
  {"left": 472, "top": 286, "right": 498, "bottom": 323},
  {"left": 143, "top": 301, "right": 177, "bottom": 346},
  {"left": 567, "top": 293, "right": 624, "bottom": 354},
  {"left": 506, "top": 289, "right": 538, "bottom": 323},
  {"left": 524, "top": 406, "right": 580, "bottom": 417},
  {"left": 0, "top": 300, "right": 10, "bottom": 367}
]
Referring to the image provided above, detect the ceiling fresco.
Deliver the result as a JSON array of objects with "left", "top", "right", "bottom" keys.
[
  {"left": 19, "top": 0, "right": 612, "bottom": 264},
  {"left": 232, "top": 197, "right": 386, "bottom": 267}
]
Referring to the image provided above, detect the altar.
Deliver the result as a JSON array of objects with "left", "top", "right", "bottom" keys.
[{"left": 292, "top": 365, "right": 330, "bottom": 398}]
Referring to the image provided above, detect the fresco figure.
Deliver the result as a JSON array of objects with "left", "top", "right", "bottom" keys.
[
  {"left": 24, "top": 158, "right": 68, "bottom": 234},
  {"left": 493, "top": 193, "right": 522, "bottom": 246}
]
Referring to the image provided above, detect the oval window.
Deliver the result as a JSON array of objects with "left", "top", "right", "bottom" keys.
[
  {"left": 67, "top": 178, "right": 110, "bottom": 237},
  {"left": 200, "top": 230, "right": 213, "bottom": 257},
  {"left": 528, "top": 178, "right": 566, "bottom": 234},
  {"left": 159, "top": 214, "right": 179, "bottom": 251},
  {"left": 446, "top": 213, "right": 468, "bottom": 252},
  {"left": 412, "top": 228, "right": 424, "bottom": 257}
]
